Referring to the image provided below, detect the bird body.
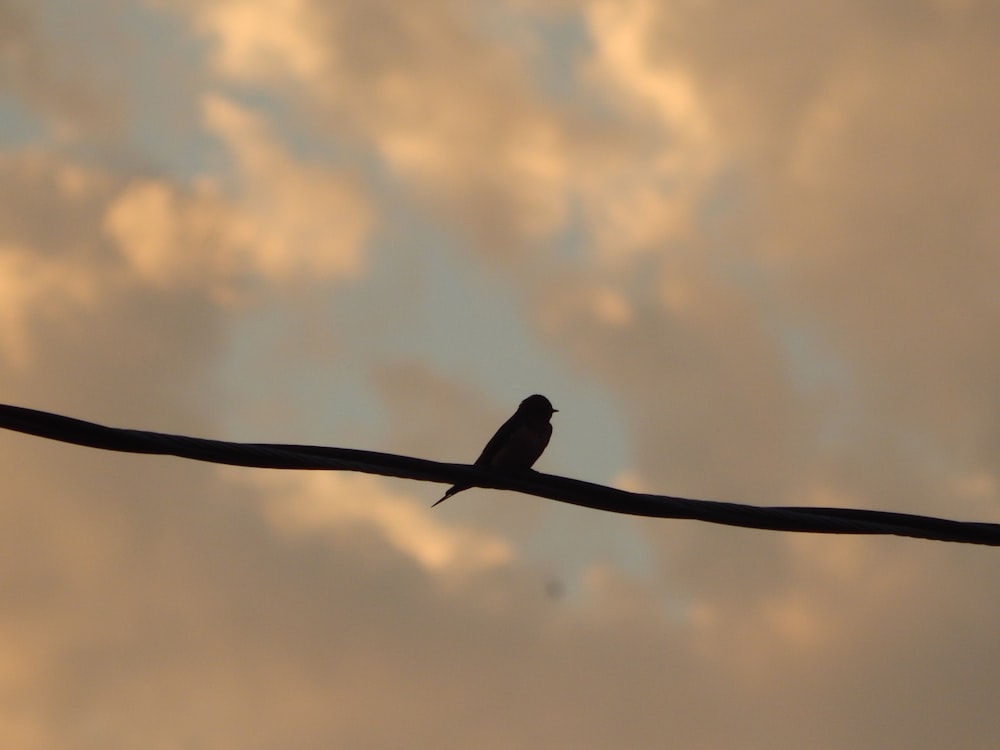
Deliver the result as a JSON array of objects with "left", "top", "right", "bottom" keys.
[{"left": 433, "top": 394, "right": 557, "bottom": 506}]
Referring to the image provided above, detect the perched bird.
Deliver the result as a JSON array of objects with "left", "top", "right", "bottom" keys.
[{"left": 432, "top": 394, "right": 558, "bottom": 507}]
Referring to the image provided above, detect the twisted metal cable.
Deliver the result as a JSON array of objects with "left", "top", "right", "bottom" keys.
[{"left": 1, "top": 403, "right": 998, "bottom": 546}]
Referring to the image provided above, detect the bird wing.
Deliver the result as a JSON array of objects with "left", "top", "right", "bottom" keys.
[
  {"left": 488, "top": 420, "right": 551, "bottom": 468},
  {"left": 472, "top": 411, "right": 522, "bottom": 466}
]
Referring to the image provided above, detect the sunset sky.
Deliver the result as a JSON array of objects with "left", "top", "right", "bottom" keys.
[{"left": 2, "top": 0, "right": 1000, "bottom": 747}]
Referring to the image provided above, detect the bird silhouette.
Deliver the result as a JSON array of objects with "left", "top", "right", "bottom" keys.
[{"left": 432, "top": 394, "right": 557, "bottom": 507}]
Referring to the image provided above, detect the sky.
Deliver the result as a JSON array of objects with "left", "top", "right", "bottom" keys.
[{"left": 1, "top": 0, "right": 999, "bottom": 747}]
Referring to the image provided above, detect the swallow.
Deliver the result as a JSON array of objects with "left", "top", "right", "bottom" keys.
[{"left": 432, "top": 394, "right": 558, "bottom": 507}]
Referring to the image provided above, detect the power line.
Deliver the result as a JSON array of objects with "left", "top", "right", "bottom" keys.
[{"left": 1, "top": 403, "right": 998, "bottom": 546}]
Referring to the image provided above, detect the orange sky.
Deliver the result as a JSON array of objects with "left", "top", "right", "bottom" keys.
[{"left": 1, "top": 0, "right": 999, "bottom": 747}]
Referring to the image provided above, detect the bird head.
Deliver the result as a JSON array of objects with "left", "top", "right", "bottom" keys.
[{"left": 519, "top": 394, "right": 558, "bottom": 419}]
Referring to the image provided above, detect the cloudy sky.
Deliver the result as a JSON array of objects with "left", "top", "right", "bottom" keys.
[{"left": 2, "top": 0, "right": 999, "bottom": 747}]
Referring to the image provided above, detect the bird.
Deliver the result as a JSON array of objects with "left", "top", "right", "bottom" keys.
[{"left": 432, "top": 394, "right": 558, "bottom": 507}]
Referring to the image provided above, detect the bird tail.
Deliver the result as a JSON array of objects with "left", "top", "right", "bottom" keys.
[{"left": 432, "top": 485, "right": 469, "bottom": 507}]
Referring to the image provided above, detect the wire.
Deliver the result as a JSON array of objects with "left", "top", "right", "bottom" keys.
[{"left": 1, "top": 403, "right": 998, "bottom": 546}]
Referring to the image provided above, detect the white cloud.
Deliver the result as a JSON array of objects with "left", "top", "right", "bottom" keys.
[
  {"left": 0, "top": 243, "right": 101, "bottom": 367},
  {"left": 102, "top": 94, "right": 373, "bottom": 298},
  {"left": 103, "top": 178, "right": 248, "bottom": 299},
  {"left": 234, "top": 469, "right": 514, "bottom": 574},
  {"left": 193, "top": 0, "right": 327, "bottom": 82},
  {"left": 202, "top": 94, "right": 373, "bottom": 283}
]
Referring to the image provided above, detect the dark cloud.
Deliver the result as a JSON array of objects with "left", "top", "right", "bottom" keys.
[{"left": 0, "top": 0, "right": 123, "bottom": 135}]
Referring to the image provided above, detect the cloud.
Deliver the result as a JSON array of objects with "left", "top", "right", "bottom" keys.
[
  {"left": 0, "top": 150, "right": 115, "bottom": 368},
  {"left": 237, "top": 469, "right": 514, "bottom": 574},
  {"left": 161, "top": 0, "right": 598, "bottom": 257},
  {"left": 160, "top": 0, "right": 732, "bottom": 274},
  {"left": 530, "top": 0, "right": 1000, "bottom": 496},
  {"left": 368, "top": 361, "right": 511, "bottom": 459},
  {"left": 4, "top": 0, "right": 1000, "bottom": 748},
  {"left": 103, "top": 95, "right": 373, "bottom": 299},
  {"left": 185, "top": 0, "right": 328, "bottom": 84},
  {"left": 102, "top": 178, "right": 247, "bottom": 298},
  {"left": 97, "top": 97, "right": 373, "bottom": 302},
  {"left": 0, "top": 242, "right": 101, "bottom": 367},
  {"left": 200, "top": 94, "right": 374, "bottom": 283},
  {"left": 0, "top": 0, "right": 123, "bottom": 136},
  {"left": 525, "top": 4, "right": 1000, "bottom": 743}
]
